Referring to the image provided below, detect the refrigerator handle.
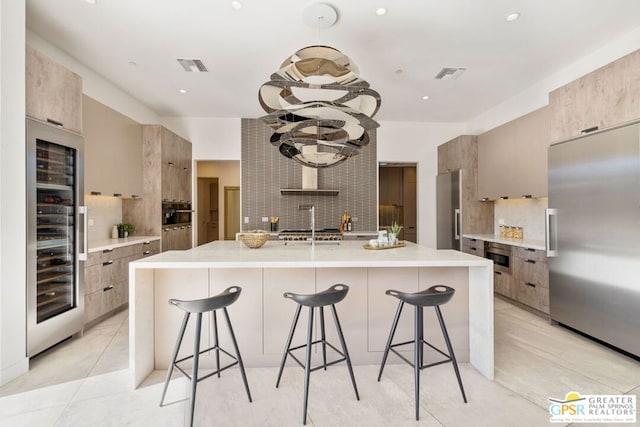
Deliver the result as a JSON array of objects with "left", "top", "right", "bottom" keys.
[
  {"left": 79, "top": 206, "right": 88, "bottom": 261},
  {"left": 454, "top": 208, "right": 461, "bottom": 241},
  {"left": 546, "top": 208, "right": 558, "bottom": 257}
]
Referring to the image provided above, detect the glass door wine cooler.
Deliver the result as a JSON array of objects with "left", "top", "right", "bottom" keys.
[{"left": 27, "top": 118, "right": 86, "bottom": 357}]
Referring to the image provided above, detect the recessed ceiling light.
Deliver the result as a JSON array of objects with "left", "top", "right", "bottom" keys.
[
  {"left": 84, "top": 0, "right": 97, "bottom": 4},
  {"left": 179, "top": 89, "right": 188, "bottom": 94},
  {"left": 394, "top": 69, "right": 403, "bottom": 74},
  {"left": 506, "top": 12, "right": 520, "bottom": 22},
  {"left": 376, "top": 8, "right": 387, "bottom": 16},
  {"left": 231, "top": 1, "right": 242, "bottom": 9},
  {"left": 421, "top": 95, "right": 430, "bottom": 100},
  {"left": 128, "top": 61, "right": 137, "bottom": 67}
]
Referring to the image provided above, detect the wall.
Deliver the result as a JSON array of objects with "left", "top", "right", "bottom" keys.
[
  {"left": 241, "top": 118, "right": 379, "bottom": 232},
  {"left": 86, "top": 195, "right": 123, "bottom": 242},
  {"left": 160, "top": 117, "right": 240, "bottom": 161},
  {"left": 494, "top": 198, "right": 548, "bottom": 241},
  {"left": 0, "top": 0, "right": 28, "bottom": 386},
  {"left": 196, "top": 160, "right": 240, "bottom": 241}
]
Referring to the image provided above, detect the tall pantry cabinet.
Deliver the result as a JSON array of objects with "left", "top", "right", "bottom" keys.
[{"left": 123, "top": 125, "right": 193, "bottom": 251}]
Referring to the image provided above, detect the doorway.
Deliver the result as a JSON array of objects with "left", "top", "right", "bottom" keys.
[
  {"left": 224, "top": 186, "right": 240, "bottom": 240},
  {"left": 197, "top": 177, "right": 219, "bottom": 245},
  {"left": 378, "top": 163, "right": 417, "bottom": 242},
  {"left": 195, "top": 160, "right": 241, "bottom": 245}
]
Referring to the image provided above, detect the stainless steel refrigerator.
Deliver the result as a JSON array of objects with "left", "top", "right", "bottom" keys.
[
  {"left": 436, "top": 170, "right": 461, "bottom": 250},
  {"left": 26, "top": 118, "right": 87, "bottom": 357},
  {"left": 547, "top": 120, "right": 640, "bottom": 358}
]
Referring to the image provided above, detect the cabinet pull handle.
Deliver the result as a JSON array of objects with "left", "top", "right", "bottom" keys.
[
  {"left": 143, "top": 251, "right": 151, "bottom": 255},
  {"left": 168, "top": 161, "right": 175, "bottom": 167},
  {"left": 46, "top": 118, "right": 63, "bottom": 127},
  {"left": 525, "top": 259, "right": 536, "bottom": 264},
  {"left": 524, "top": 282, "right": 536, "bottom": 288},
  {"left": 102, "top": 248, "right": 113, "bottom": 253},
  {"left": 525, "top": 248, "right": 535, "bottom": 252},
  {"left": 581, "top": 126, "right": 599, "bottom": 134},
  {"left": 470, "top": 246, "right": 477, "bottom": 251},
  {"left": 143, "top": 241, "right": 151, "bottom": 245},
  {"left": 103, "top": 285, "right": 114, "bottom": 292},
  {"left": 103, "top": 260, "right": 113, "bottom": 266},
  {"left": 495, "top": 271, "right": 502, "bottom": 276}
]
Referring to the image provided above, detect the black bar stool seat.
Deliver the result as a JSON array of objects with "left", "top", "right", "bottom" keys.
[
  {"left": 160, "top": 286, "right": 252, "bottom": 427},
  {"left": 378, "top": 285, "right": 467, "bottom": 421},
  {"left": 276, "top": 284, "right": 359, "bottom": 425}
]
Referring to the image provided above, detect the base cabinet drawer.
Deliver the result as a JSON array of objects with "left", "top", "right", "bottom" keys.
[
  {"left": 513, "top": 279, "right": 549, "bottom": 313},
  {"left": 462, "top": 238, "right": 484, "bottom": 257},
  {"left": 493, "top": 271, "right": 513, "bottom": 298},
  {"left": 84, "top": 280, "right": 127, "bottom": 324}
]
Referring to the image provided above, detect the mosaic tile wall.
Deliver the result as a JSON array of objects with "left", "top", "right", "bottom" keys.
[{"left": 241, "top": 118, "right": 378, "bottom": 232}]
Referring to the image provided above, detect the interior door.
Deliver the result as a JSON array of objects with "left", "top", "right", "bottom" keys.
[{"left": 224, "top": 186, "right": 240, "bottom": 240}]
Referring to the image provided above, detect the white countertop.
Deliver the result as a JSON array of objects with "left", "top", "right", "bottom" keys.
[
  {"left": 463, "top": 234, "right": 546, "bottom": 251},
  {"left": 131, "top": 240, "right": 492, "bottom": 269},
  {"left": 89, "top": 235, "right": 160, "bottom": 253}
]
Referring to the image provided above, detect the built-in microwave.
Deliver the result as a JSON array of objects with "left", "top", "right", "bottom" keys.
[
  {"left": 162, "top": 201, "right": 193, "bottom": 225},
  {"left": 485, "top": 241, "right": 512, "bottom": 275}
]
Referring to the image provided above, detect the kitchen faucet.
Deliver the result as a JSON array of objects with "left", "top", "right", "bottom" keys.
[{"left": 298, "top": 204, "right": 315, "bottom": 245}]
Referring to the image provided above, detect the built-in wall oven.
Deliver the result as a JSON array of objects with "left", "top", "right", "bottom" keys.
[
  {"left": 484, "top": 241, "right": 512, "bottom": 274},
  {"left": 162, "top": 201, "right": 193, "bottom": 225}
]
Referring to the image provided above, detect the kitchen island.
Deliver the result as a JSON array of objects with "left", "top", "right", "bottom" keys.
[{"left": 128, "top": 240, "right": 494, "bottom": 388}]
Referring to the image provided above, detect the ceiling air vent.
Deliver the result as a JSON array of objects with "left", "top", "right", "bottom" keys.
[
  {"left": 177, "top": 58, "right": 208, "bottom": 72},
  {"left": 434, "top": 67, "right": 466, "bottom": 80}
]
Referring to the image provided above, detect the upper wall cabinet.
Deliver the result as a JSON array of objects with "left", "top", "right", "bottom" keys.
[
  {"left": 549, "top": 49, "right": 640, "bottom": 142},
  {"left": 83, "top": 95, "right": 143, "bottom": 198},
  {"left": 26, "top": 45, "right": 82, "bottom": 134},
  {"left": 477, "top": 106, "right": 550, "bottom": 200},
  {"left": 437, "top": 135, "right": 494, "bottom": 235}
]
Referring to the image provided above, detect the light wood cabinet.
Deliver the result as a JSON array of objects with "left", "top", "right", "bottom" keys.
[
  {"left": 477, "top": 106, "right": 549, "bottom": 200},
  {"left": 83, "top": 95, "right": 143, "bottom": 197},
  {"left": 549, "top": 49, "right": 640, "bottom": 142},
  {"left": 402, "top": 167, "right": 417, "bottom": 242},
  {"left": 124, "top": 126, "right": 193, "bottom": 251},
  {"left": 461, "top": 237, "right": 484, "bottom": 257},
  {"left": 493, "top": 245, "right": 548, "bottom": 315},
  {"left": 437, "top": 135, "right": 494, "bottom": 236},
  {"left": 84, "top": 240, "right": 160, "bottom": 326},
  {"left": 26, "top": 45, "right": 82, "bottom": 134}
]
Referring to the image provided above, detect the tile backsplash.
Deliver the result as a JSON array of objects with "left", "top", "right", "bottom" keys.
[
  {"left": 493, "top": 197, "right": 548, "bottom": 241},
  {"left": 241, "top": 119, "right": 378, "bottom": 232}
]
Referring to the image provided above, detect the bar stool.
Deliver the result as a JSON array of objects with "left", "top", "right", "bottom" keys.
[
  {"left": 276, "top": 284, "right": 359, "bottom": 425},
  {"left": 377, "top": 285, "right": 467, "bottom": 421},
  {"left": 160, "top": 286, "right": 252, "bottom": 427}
]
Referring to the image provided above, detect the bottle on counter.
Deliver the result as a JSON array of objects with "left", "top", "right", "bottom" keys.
[
  {"left": 347, "top": 218, "right": 352, "bottom": 232},
  {"left": 340, "top": 210, "right": 350, "bottom": 232},
  {"left": 111, "top": 224, "right": 119, "bottom": 239}
]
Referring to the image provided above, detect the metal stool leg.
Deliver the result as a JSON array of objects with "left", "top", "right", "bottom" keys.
[
  {"left": 331, "top": 304, "right": 360, "bottom": 400},
  {"left": 160, "top": 311, "right": 190, "bottom": 407},
  {"left": 212, "top": 310, "right": 221, "bottom": 378},
  {"left": 320, "top": 306, "right": 327, "bottom": 370},
  {"left": 414, "top": 306, "right": 423, "bottom": 421},
  {"left": 302, "top": 306, "right": 314, "bottom": 425},
  {"left": 188, "top": 313, "right": 203, "bottom": 427},
  {"left": 435, "top": 306, "right": 467, "bottom": 403},
  {"left": 222, "top": 307, "right": 252, "bottom": 402},
  {"left": 377, "top": 301, "right": 404, "bottom": 381},
  {"left": 276, "top": 304, "right": 302, "bottom": 388}
]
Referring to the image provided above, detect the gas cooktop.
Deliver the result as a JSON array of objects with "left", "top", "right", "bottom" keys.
[{"left": 278, "top": 229, "right": 343, "bottom": 242}]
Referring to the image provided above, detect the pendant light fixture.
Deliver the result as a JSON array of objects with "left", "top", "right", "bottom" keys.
[{"left": 257, "top": 4, "right": 381, "bottom": 168}]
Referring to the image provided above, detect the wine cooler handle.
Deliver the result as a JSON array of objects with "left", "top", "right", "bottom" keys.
[
  {"left": 79, "top": 206, "right": 88, "bottom": 261},
  {"left": 546, "top": 208, "right": 557, "bottom": 258},
  {"left": 454, "top": 208, "right": 461, "bottom": 241}
]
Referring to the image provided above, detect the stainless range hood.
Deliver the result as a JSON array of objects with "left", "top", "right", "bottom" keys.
[{"left": 280, "top": 147, "right": 339, "bottom": 196}]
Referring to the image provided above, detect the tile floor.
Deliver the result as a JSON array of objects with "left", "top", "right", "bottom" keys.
[{"left": 1, "top": 299, "right": 638, "bottom": 426}]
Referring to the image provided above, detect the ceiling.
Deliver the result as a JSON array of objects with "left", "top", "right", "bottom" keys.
[{"left": 26, "top": 0, "right": 640, "bottom": 123}]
